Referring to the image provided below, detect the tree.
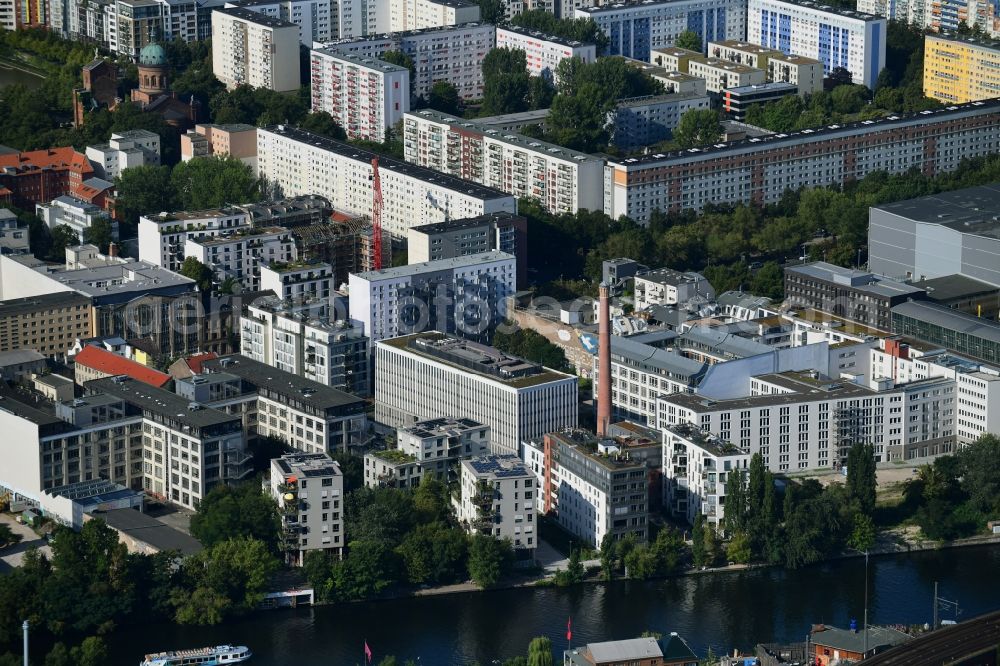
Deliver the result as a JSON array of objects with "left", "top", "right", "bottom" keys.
[
  {"left": 478, "top": 0, "right": 506, "bottom": 24},
  {"left": 71, "top": 636, "right": 108, "bottom": 666},
  {"left": 396, "top": 522, "right": 468, "bottom": 585},
  {"left": 527, "top": 637, "right": 553, "bottom": 666},
  {"left": 47, "top": 224, "right": 78, "bottom": 262},
  {"left": 82, "top": 216, "right": 115, "bottom": 253},
  {"left": 428, "top": 80, "right": 461, "bottom": 115},
  {"left": 528, "top": 76, "right": 555, "bottom": 110},
  {"left": 673, "top": 109, "right": 721, "bottom": 148},
  {"left": 847, "top": 441, "right": 877, "bottom": 516},
  {"left": 492, "top": 328, "right": 569, "bottom": 371},
  {"left": 189, "top": 483, "right": 281, "bottom": 554},
  {"left": 175, "top": 537, "right": 279, "bottom": 623},
  {"left": 333, "top": 539, "right": 401, "bottom": 600},
  {"left": 848, "top": 513, "right": 876, "bottom": 553},
  {"left": 726, "top": 531, "right": 752, "bottom": 564},
  {"left": 468, "top": 534, "right": 513, "bottom": 588},
  {"left": 481, "top": 48, "right": 530, "bottom": 115},
  {"left": 599, "top": 532, "right": 615, "bottom": 581},
  {"left": 0, "top": 523, "right": 21, "bottom": 548},
  {"left": 170, "top": 155, "right": 261, "bottom": 210},
  {"left": 555, "top": 547, "right": 585, "bottom": 586},
  {"left": 691, "top": 513, "right": 707, "bottom": 567},
  {"left": 723, "top": 471, "right": 747, "bottom": 536},
  {"left": 956, "top": 433, "right": 1000, "bottom": 515},
  {"left": 179, "top": 256, "right": 214, "bottom": 293},
  {"left": 702, "top": 523, "right": 720, "bottom": 567},
  {"left": 114, "top": 165, "right": 175, "bottom": 227},
  {"left": 299, "top": 111, "right": 347, "bottom": 140},
  {"left": 511, "top": 11, "right": 609, "bottom": 51},
  {"left": 674, "top": 30, "right": 703, "bottom": 51}
]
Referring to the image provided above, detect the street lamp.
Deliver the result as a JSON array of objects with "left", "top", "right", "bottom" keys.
[{"left": 863, "top": 550, "right": 869, "bottom": 656}]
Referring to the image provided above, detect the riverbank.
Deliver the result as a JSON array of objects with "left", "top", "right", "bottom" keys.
[{"left": 0, "top": 54, "right": 47, "bottom": 79}]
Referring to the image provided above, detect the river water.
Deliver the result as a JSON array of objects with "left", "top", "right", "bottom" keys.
[
  {"left": 0, "top": 62, "right": 44, "bottom": 89},
  {"left": 108, "top": 545, "right": 1000, "bottom": 665}
]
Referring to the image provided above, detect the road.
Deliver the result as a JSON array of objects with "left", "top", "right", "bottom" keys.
[{"left": 0, "top": 514, "right": 51, "bottom": 573}]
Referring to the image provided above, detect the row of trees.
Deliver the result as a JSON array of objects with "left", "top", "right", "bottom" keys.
[
  {"left": 479, "top": 47, "right": 555, "bottom": 117},
  {"left": 493, "top": 328, "right": 570, "bottom": 371}
]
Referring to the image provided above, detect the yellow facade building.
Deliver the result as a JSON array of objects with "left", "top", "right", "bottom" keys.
[{"left": 924, "top": 34, "right": 1000, "bottom": 103}]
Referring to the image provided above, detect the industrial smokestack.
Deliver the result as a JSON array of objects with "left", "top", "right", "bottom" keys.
[{"left": 597, "top": 282, "right": 612, "bottom": 437}]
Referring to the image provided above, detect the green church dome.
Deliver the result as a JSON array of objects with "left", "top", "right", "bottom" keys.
[{"left": 138, "top": 43, "right": 167, "bottom": 67}]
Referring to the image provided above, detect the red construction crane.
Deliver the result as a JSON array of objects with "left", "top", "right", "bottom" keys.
[{"left": 371, "top": 157, "right": 383, "bottom": 271}]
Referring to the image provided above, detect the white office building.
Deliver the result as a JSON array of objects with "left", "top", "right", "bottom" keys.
[
  {"left": 138, "top": 208, "right": 251, "bottom": 273},
  {"left": 575, "top": 0, "right": 747, "bottom": 60},
  {"left": 403, "top": 109, "right": 604, "bottom": 215},
  {"left": 36, "top": 196, "right": 116, "bottom": 244},
  {"left": 747, "top": 0, "right": 887, "bottom": 87},
  {"left": 363, "top": 416, "right": 490, "bottom": 487},
  {"left": 374, "top": 333, "right": 578, "bottom": 455},
  {"left": 183, "top": 226, "right": 297, "bottom": 291},
  {"left": 455, "top": 454, "right": 536, "bottom": 553},
  {"left": 348, "top": 251, "right": 516, "bottom": 343},
  {"left": 259, "top": 261, "right": 334, "bottom": 301},
  {"left": 85, "top": 130, "right": 161, "bottom": 181},
  {"left": 241, "top": 295, "right": 370, "bottom": 395},
  {"left": 256, "top": 126, "right": 516, "bottom": 237},
  {"left": 495, "top": 25, "right": 597, "bottom": 83},
  {"left": 212, "top": 7, "right": 301, "bottom": 92},
  {"left": 662, "top": 423, "right": 749, "bottom": 532},
  {"left": 268, "top": 452, "right": 344, "bottom": 565},
  {"left": 309, "top": 48, "right": 410, "bottom": 142},
  {"left": 316, "top": 22, "right": 495, "bottom": 100}
]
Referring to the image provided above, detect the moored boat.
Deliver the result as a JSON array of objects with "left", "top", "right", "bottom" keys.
[{"left": 140, "top": 644, "right": 252, "bottom": 665}]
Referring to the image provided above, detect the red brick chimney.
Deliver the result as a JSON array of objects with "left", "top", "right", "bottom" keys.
[
  {"left": 108, "top": 242, "right": 118, "bottom": 258},
  {"left": 597, "top": 282, "right": 612, "bottom": 437}
]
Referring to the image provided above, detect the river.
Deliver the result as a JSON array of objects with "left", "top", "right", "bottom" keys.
[
  {"left": 0, "top": 61, "right": 44, "bottom": 89},
  {"left": 107, "top": 545, "right": 1000, "bottom": 665}
]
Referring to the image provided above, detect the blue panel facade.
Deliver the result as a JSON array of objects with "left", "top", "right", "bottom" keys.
[
  {"left": 687, "top": 9, "right": 704, "bottom": 42},
  {"left": 818, "top": 23, "right": 831, "bottom": 73},
  {"left": 716, "top": 8, "right": 726, "bottom": 41},
  {"left": 622, "top": 19, "right": 632, "bottom": 57},
  {"left": 778, "top": 13, "right": 790, "bottom": 53},
  {"left": 634, "top": 17, "right": 651, "bottom": 59}
]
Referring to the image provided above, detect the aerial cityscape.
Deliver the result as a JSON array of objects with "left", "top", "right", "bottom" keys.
[{"left": 0, "top": 0, "right": 999, "bottom": 661}]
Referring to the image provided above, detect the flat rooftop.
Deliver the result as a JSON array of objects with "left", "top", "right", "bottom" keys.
[
  {"left": 892, "top": 300, "right": 1000, "bottom": 344},
  {"left": 91, "top": 508, "right": 203, "bottom": 556},
  {"left": 665, "top": 370, "right": 880, "bottom": 412},
  {"left": 313, "top": 47, "right": 409, "bottom": 72},
  {"left": 911, "top": 274, "right": 1000, "bottom": 302},
  {"left": 476, "top": 109, "right": 552, "bottom": 126},
  {"left": 38, "top": 260, "right": 195, "bottom": 298},
  {"left": 317, "top": 21, "right": 491, "bottom": 47},
  {"left": 610, "top": 99, "right": 1000, "bottom": 167},
  {"left": 403, "top": 416, "right": 485, "bottom": 438},
  {"left": 465, "top": 454, "right": 530, "bottom": 478},
  {"left": 664, "top": 422, "right": 746, "bottom": 457},
  {"left": 497, "top": 24, "right": 594, "bottom": 48},
  {"left": 788, "top": 261, "right": 926, "bottom": 298},
  {"left": 201, "top": 355, "right": 365, "bottom": 410},
  {"left": 409, "top": 211, "right": 524, "bottom": 235},
  {"left": 727, "top": 81, "right": 799, "bottom": 95},
  {"left": 611, "top": 335, "right": 707, "bottom": 380},
  {"left": 709, "top": 40, "right": 780, "bottom": 54},
  {"left": 0, "top": 291, "right": 91, "bottom": 317},
  {"left": 872, "top": 184, "right": 1000, "bottom": 239},
  {"left": 274, "top": 452, "right": 341, "bottom": 478},
  {"left": 143, "top": 207, "right": 246, "bottom": 223},
  {"left": 689, "top": 56, "right": 761, "bottom": 74},
  {"left": 0, "top": 349, "right": 46, "bottom": 366},
  {"left": 408, "top": 109, "right": 603, "bottom": 164},
  {"left": 616, "top": 91, "right": 709, "bottom": 107},
  {"left": 353, "top": 250, "right": 513, "bottom": 281},
  {"left": 262, "top": 125, "right": 513, "bottom": 201},
  {"left": 214, "top": 5, "right": 297, "bottom": 27},
  {"left": 87, "top": 376, "right": 241, "bottom": 429}
]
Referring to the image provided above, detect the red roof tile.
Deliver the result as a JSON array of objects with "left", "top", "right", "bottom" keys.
[
  {"left": 75, "top": 345, "right": 171, "bottom": 388},
  {"left": 185, "top": 352, "right": 218, "bottom": 374}
]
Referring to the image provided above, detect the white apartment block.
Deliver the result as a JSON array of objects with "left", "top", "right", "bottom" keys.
[
  {"left": 241, "top": 295, "right": 370, "bottom": 395},
  {"left": 662, "top": 423, "right": 749, "bottom": 532},
  {"left": 747, "top": 0, "right": 887, "bottom": 88},
  {"left": 85, "top": 130, "right": 161, "bottom": 181},
  {"left": 256, "top": 126, "right": 516, "bottom": 237},
  {"left": 576, "top": 0, "right": 747, "bottom": 60},
  {"left": 610, "top": 93, "right": 712, "bottom": 150},
  {"left": 363, "top": 416, "right": 490, "bottom": 487},
  {"left": 36, "top": 196, "right": 116, "bottom": 244},
  {"left": 225, "top": 0, "right": 334, "bottom": 45},
  {"left": 374, "top": 333, "right": 578, "bottom": 456},
  {"left": 348, "top": 251, "right": 516, "bottom": 343},
  {"left": 316, "top": 22, "right": 495, "bottom": 100},
  {"left": 389, "top": 0, "right": 479, "bottom": 32},
  {"left": 334, "top": 0, "right": 381, "bottom": 40},
  {"left": 309, "top": 48, "right": 410, "bottom": 142},
  {"left": 455, "top": 454, "right": 536, "bottom": 553},
  {"left": 857, "top": 0, "right": 996, "bottom": 38},
  {"left": 495, "top": 25, "right": 597, "bottom": 83},
  {"left": 212, "top": 7, "right": 301, "bottom": 92},
  {"left": 604, "top": 100, "right": 1000, "bottom": 225},
  {"left": 403, "top": 109, "right": 604, "bottom": 215},
  {"left": 269, "top": 452, "right": 344, "bottom": 565},
  {"left": 634, "top": 268, "right": 716, "bottom": 311},
  {"left": 183, "top": 226, "right": 297, "bottom": 291},
  {"left": 687, "top": 56, "right": 766, "bottom": 92},
  {"left": 259, "top": 261, "right": 334, "bottom": 301},
  {"left": 138, "top": 208, "right": 251, "bottom": 273},
  {"left": 706, "top": 39, "right": 824, "bottom": 93}
]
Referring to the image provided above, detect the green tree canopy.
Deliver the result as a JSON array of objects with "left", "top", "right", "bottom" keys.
[
  {"left": 481, "top": 48, "right": 530, "bottom": 115},
  {"left": 674, "top": 30, "right": 703, "bottom": 51},
  {"left": 510, "top": 10, "right": 609, "bottom": 51},
  {"left": 673, "top": 109, "right": 722, "bottom": 148},
  {"left": 170, "top": 155, "right": 261, "bottom": 210},
  {"left": 179, "top": 256, "right": 214, "bottom": 293},
  {"left": 468, "top": 534, "right": 513, "bottom": 587},
  {"left": 114, "top": 165, "right": 175, "bottom": 227},
  {"left": 428, "top": 80, "right": 462, "bottom": 115},
  {"left": 189, "top": 482, "right": 281, "bottom": 553}
]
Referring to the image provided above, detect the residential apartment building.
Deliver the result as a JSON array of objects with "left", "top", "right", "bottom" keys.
[
  {"left": 707, "top": 40, "right": 824, "bottom": 93},
  {"left": 268, "top": 452, "right": 344, "bottom": 565},
  {"left": 316, "top": 22, "right": 495, "bottom": 99},
  {"left": 604, "top": 99, "right": 1000, "bottom": 225},
  {"left": 858, "top": 0, "right": 997, "bottom": 39},
  {"left": 609, "top": 93, "right": 712, "bottom": 150},
  {"left": 348, "top": 251, "right": 516, "bottom": 343},
  {"left": 868, "top": 184, "right": 1000, "bottom": 287},
  {"left": 0, "top": 147, "right": 95, "bottom": 209},
  {"left": 576, "top": 0, "right": 746, "bottom": 59},
  {"left": 257, "top": 126, "right": 516, "bottom": 237},
  {"left": 662, "top": 423, "right": 749, "bottom": 532},
  {"left": 747, "top": 0, "right": 886, "bottom": 87},
  {"left": 495, "top": 25, "right": 597, "bottom": 83},
  {"left": 403, "top": 109, "right": 604, "bottom": 215},
  {"left": 0, "top": 209, "right": 28, "bottom": 254},
  {"left": 259, "top": 261, "right": 333, "bottom": 301},
  {"left": 241, "top": 295, "right": 370, "bottom": 395},
  {"left": 687, "top": 56, "right": 766, "bottom": 92},
  {"left": 183, "top": 226, "right": 298, "bottom": 291},
  {"left": 784, "top": 262, "right": 926, "bottom": 331},
  {"left": 924, "top": 35, "right": 1000, "bottom": 104},
  {"left": 73, "top": 344, "right": 172, "bottom": 388},
  {"left": 211, "top": 7, "right": 301, "bottom": 92},
  {"left": 36, "top": 196, "right": 116, "bottom": 244},
  {"left": 634, "top": 268, "right": 716, "bottom": 311},
  {"left": 309, "top": 48, "right": 410, "bottom": 142},
  {"left": 707, "top": 39, "right": 778, "bottom": 68},
  {"left": 406, "top": 212, "right": 528, "bottom": 288},
  {"left": 0, "top": 293, "right": 92, "bottom": 358},
  {"left": 181, "top": 123, "right": 258, "bottom": 167},
  {"left": 85, "top": 130, "right": 161, "bottom": 181},
  {"left": 89, "top": 375, "right": 250, "bottom": 509},
  {"left": 363, "top": 417, "right": 489, "bottom": 487},
  {"left": 455, "top": 454, "right": 536, "bottom": 554},
  {"left": 374, "top": 333, "right": 578, "bottom": 455},
  {"left": 139, "top": 208, "right": 251, "bottom": 273},
  {"left": 201, "top": 355, "right": 368, "bottom": 452},
  {"left": 389, "top": 0, "right": 479, "bottom": 32},
  {"left": 650, "top": 46, "right": 703, "bottom": 73},
  {"left": 524, "top": 426, "right": 658, "bottom": 547},
  {"left": 225, "top": 0, "right": 334, "bottom": 45},
  {"left": 722, "top": 81, "right": 799, "bottom": 119}
]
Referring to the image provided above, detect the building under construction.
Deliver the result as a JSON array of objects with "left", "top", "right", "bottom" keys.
[{"left": 292, "top": 212, "right": 383, "bottom": 288}]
